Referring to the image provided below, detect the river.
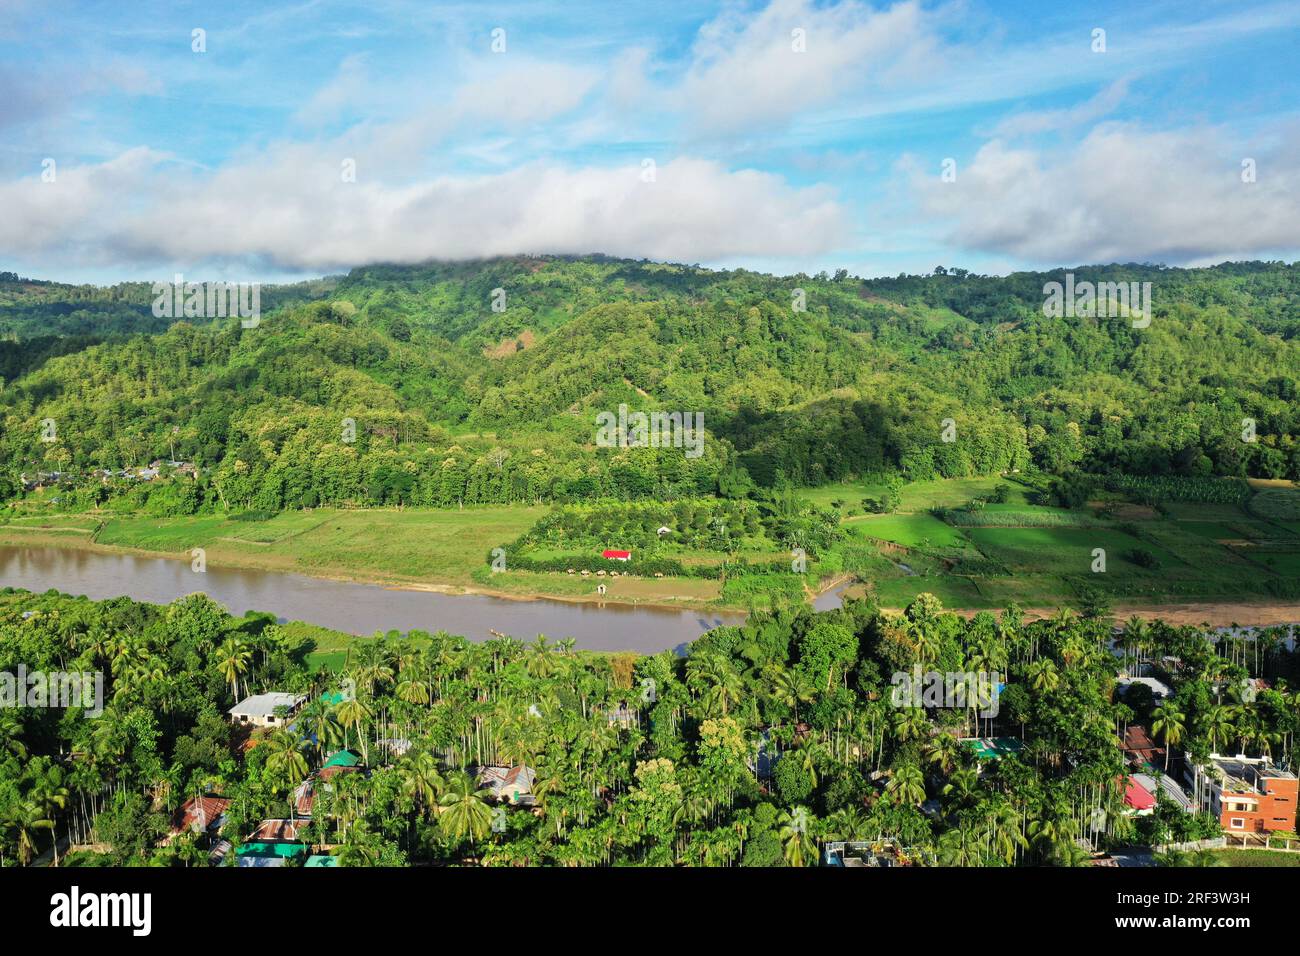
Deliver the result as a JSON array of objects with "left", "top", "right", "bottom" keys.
[{"left": 0, "top": 546, "right": 745, "bottom": 654}]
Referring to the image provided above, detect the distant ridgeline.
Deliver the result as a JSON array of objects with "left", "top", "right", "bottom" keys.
[{"left": 0, "top": 256, "right": 1297, "bottom": 512}]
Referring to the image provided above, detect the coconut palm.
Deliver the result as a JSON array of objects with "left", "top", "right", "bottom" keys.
[
  {"left": 1151, "top": 702, "right": 1186, "bottom": 770},
  {"left": 438, "top": 772, "right": 493, "bottom": 846},
  {"left": 923, "top": 732, "right": 962, "bottom": 774},
  {"left": 214, "top": 637, "right": 252, "bottom": 701},
  {"left": 885, "top": 763, "right": 926, "bottom": 806},
  {"left": 777, "top": 807, "right": 817, "bottom": 867},
  {"left": 262, "top": 728, "right": 310, "bottom": 790},
  {"left": 335, "top": 694, "right": 374, "bottom": 764},
  {"left": 397, "top": 751, "right": 445, "bottom": 819},
  {"left": 1, "top": 801, "right": 53, "bottom": 866}
]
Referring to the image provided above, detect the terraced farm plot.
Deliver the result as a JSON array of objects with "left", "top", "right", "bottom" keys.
[
  {"left": 0, "top": 514, "right": 100, "bottom": 533},
  {"left": 98, "top": 514, "right": 241, "bottom": 551},
  {"left": 941, "top": 504, "right": 1094, "bottom": 528},
  {"left": 1179, "top": 521, "right": 1250, "bottom": 541},
  {"left": 1244, "top": 550, "right": 1300, "bottom": 575}
]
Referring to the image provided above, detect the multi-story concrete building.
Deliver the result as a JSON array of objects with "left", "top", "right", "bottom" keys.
[{"left": 1187, "top": 754, "right": 1297, "bottom": 834}]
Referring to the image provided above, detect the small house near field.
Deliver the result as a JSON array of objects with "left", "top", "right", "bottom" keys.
[
  {"left": 602, "top": 549, "right": 631, "bottom": 561},
  {"left": 228, "top": 692, "right": 306, "bottom": 728}
]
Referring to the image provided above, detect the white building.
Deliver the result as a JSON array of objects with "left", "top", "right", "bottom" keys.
[{"left": 228, "top": 692, "right": 305, "bottom": 728}]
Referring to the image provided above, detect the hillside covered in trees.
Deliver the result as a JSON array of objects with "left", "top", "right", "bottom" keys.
[{"left": 1, "top": 257, "right": 1299, "bottom": 514}]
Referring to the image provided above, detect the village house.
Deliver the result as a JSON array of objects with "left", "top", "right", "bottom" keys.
[
  {"left": 1122, "top": 724, "right": 1166, "bottom": 768},
  {"left": 167, "top": 795, "right": 230, "bottom": 842},
  {"left": 235, "top": 819, "right": 309, "bottom": 867},
  {"left": 606, "top": 702, "right": 638, "bottom": 729},
  {"left": 227, "top": 692, "right": 305, "bottom": 728},
  {"left": 476, "top": 765, "right": 536, "bottom": 805},
  {"left": 1133, "top": 772, "right": 1194, "bottom": 812},
  {"left": 1122, "top": 776, "right": 1157, "bottom": 816},
  {"left": 293, "top": 749, "right": 364, "bottom": 817},
  {"left": 601, "top": 549, "right": 632, "bottom": 561}
]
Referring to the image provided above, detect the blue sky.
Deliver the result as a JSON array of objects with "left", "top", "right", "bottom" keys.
[{"left": 1, "top": 0, "right": 1298, "bottom": 283}]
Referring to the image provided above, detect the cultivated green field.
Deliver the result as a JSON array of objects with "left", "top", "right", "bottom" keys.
[
  {"left": 848, "top": 513, "right": 968, "bottom": 549},
  {"left": 6, "top": 479, "right": 1300, "bottom": 614}
]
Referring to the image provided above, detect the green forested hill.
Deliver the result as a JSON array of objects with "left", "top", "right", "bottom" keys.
[{"left": 0, "top": 257, "right": 1298, "bottom": 513}]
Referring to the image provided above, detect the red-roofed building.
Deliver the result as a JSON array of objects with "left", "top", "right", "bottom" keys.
[
  {"left": 170, "top": 795, "right": 230, "bottom": 838},
  {"left": 1123, "top": 724, "right": 1166, "bottom": 767},
  {"left": 602, "top": 549, "right": 631, "bottom": 561},
  {"left": 251, "top": 818, "right": 303, "bottom": 842},
  {"left": 1123, "top": 777, "right": 1157, "bottom": 814}
]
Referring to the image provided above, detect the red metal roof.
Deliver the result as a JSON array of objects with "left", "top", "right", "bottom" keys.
[
  {"left": 1124, "top": 777, "right": 1156, "bottom": 810},
  {"left": 173, "top": 796, "right": 230, "bottom": 834},
  {"left": 601, "top": 549, "right": 631, "bottom": 559}
]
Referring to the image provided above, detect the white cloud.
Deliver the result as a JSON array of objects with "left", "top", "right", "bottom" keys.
[
  {"left": 679, "top": 0, "right": 940, "bottom": 136},
  {"left": 294, "top": 53, "right": 369, "bottom": 126},
  {"left": 907, "top": 120, "right": 1300, "bottom": 264},
  {"left": 357, "top": 58, "right": 601, "bottom": 169},
  {"left": 0, "top": 150, "right": 849, "bottom": 273},
  {"left": 988, "top": 78, "right": 1132, "bottom": 139}
]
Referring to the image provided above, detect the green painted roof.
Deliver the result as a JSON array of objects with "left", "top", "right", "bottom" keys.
[
  {"left": 320, "top": 690, "right": 347, "bottom": 705},
  {"left": 323, "top": 749, "right": 361, "bottom": 769},
  {"left": 306, "top": 855, "right": 338, "bottom": 867},
  {"left": 967, "top": 737, "right": 1025, "bottom": 760},
  {"left": 236, "top": 841, "right": 308, "bottom": 858}
]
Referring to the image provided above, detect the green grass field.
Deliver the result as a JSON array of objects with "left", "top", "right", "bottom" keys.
[
  {"left": 92, "top": 507, "right": 544, "bottom": 585},
  {"left": 965, "top": 527, "right": 1179, "bottom": 575},
  {"left": 9, "top": 473, "right": 1300, "bottom": 615},
  {"left": 848, "top": 513, "right": 968, "bottom": 549}
]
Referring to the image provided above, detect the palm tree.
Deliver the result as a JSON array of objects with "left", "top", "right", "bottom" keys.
[
  {"left": 214, "top": 637, "right": 252, "bottom": 701},
  {"left": 686, "top": 653, "right": 742, "bottom": 717},
  {"left": 1054, "top": 841, "right": 1092, "bottom": 867},
  {"left": 262, "top": 728, "right": 310, "bottom": 791},
  {"left": 335, "top": 694, "right": 374, "bottom": 765},
  {"left": 395, "top": 674, "right": 432, "bottom": 706},
  {"left": 298, "top": 699, "right": 342, "bottom": 762},
  {"left": 885, "top": 763, "right": 926, "bottom": 806},
  {"left": 1026, "top": 659, "right": 1060, "bottom": 693},
  {"left": 777, "top": 807, "right": 817, "bottom": 867},
  {"left": 987, "top": 801, "right": 1027, "bottom": 865},
  {"left": 1200, "top": 704, "right": 1235, "bottom": 755},
  {"left": 438, "top": 773, "right": 493, "bottom": 849},
  {"left": 941, "top": 767, "right": 980, "bottom": 811},
  {"left": 1151, "top": 702, "right": 1186, "bottom": 771},
  {"left": 29, "top": 766, "right": 69, "bottom": 865},
  {"left": 923, "top": 733, "right": 962, "bottom": 774},
  {"left": 765, "top": 664, "right": 814, "bottom": 723},
  {"left": 1, "top": 801, "right": 53, "bottom": 866},
  {"left": 397, "top": 751, "right": 444, "bottom": 819}
]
